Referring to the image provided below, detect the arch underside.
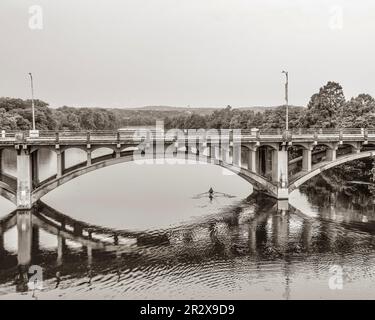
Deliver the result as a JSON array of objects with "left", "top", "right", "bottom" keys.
[{"left": 31, "top": 152, "right": 278, "bottom": 203}]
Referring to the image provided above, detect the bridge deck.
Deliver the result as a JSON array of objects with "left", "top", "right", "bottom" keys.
[{"left": 0, "top": 129, "right": 374, "bottom": 146}]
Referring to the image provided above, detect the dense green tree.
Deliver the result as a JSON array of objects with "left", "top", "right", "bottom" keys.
[
  {"left": 342, "top": 94, "right": 375, "bottom": 128},
  {"left": 299, "top": 81, "right": 346, "bottom": 128}
]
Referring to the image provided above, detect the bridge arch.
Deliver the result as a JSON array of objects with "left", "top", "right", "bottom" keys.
[
  {"left": 62, "top": 147, "right": 88, "bottom": 167},
  {"left": 121, "top": 146, "right": 139, "bottom": 152},
  {"left": 60, "top": 145, "right": 88, "bottom": 153},
  {"left": 290, "top": 143, "right": 313, "bottom": 151},
  {"left": 0, "top": 148, "right": 17, "bottom": 175},
  {"left": 91, "top": 146, "right": 116, "bottom": 157},
  {"left": 289, "top": 150, "right": 375, "bottom": 193},
  {"left": 90, "top": 145, "right": 118, "bottom": 153},
  {"left": 31, "top": 152, "right": 277, "bottom": 204},
  {"left": 259, "top": 142, "right": 279, "bottom": 151}
]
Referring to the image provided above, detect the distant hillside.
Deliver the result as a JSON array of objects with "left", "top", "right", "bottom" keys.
[
  {"left": 127, "top": 105, "right": 305, "bottom": 114},
  {"left": 238, "top": 105, "right": 304, "bottom": 113}
]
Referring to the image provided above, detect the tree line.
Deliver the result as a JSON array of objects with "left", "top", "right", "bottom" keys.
[
  {"left": 164, "top": 82, "right": 375, "bottom": 130},
  {"left": 1, "top": 81, "right": 375, "bottom": 131}
]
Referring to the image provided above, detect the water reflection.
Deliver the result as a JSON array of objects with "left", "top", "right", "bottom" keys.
[{"left": 0, "top": 182, "right": 374, "bottom": 299}]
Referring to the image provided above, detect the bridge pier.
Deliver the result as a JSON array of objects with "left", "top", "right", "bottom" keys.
[
  {"left": 16, "top": 148, "right": 33, "bottom": 209},
  {"left": 272, "top": 147, "right": 289, "bottom": 199}
]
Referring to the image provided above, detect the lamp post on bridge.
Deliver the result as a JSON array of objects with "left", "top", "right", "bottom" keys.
[
  {"left": 28, "top": 73, "right": 39, "bottom": 138},
  {"left": 282, "top": 70, "right": 289, "bottom": 132}
]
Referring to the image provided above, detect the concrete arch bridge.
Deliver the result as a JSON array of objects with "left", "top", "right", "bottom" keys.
[{"left": 0, "top": 128, "right": 374, "bottom": 209}]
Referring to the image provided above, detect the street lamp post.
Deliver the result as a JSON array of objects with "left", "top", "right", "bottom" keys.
[
  {"left": 28, "top": 73, "right": 39, "bottom": 137},
  {"left": 282, "top": 71, "right": 289, "bottom": 132},
  {"left": 28, "top": 73, "right": 36, "bottom": 131}
]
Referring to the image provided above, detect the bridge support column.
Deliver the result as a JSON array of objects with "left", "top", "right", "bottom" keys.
[
  {"left": 302, "top": 148, "right": 312, "bottom": 172},
  {"left": 232, "top": 144, "right": 241, "bottom": 167},
  {"left": 351, "top": 142, "right": 362, "bottom": 154},
  {"left": 247, "top": 149, "right": 258, "bottom": 173},
  {"left": 272, "top": 146, "right": 289, "bottom": 199},
  {"left": 228, "top": 145, "right": 233, "bottom": 164},
  {"left": 326, "top": 147, "right": 337, "bottom": 161},
  {"left": 56, "top": 150, "right": 64, "bottom": 178},
  {"left": 87, "top": 150, "right": 92, "bottom": 166},
  {"left": 115, "top": 148, "right": 121, "bottom": 159},
  {"left": 16, "top": 149, "right": 33, "bottom": 209},
  {"left": 214, "top": 145, "right": 220, "bottom": 161},
  {"left": 206, "top": 143, "right": 211, "bottom": 158},
  {"left": 224, "top": 146, "right": 231, "bottom": 164},
  {"left": 31, "top": 151, "right": 39, "bottom": 188}
]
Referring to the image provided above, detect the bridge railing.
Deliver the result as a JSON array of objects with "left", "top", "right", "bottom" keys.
[{"left": 1, "top": 128, "right": 375, "bottom": 143}]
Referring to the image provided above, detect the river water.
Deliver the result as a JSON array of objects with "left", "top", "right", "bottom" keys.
[{"left": 0, "top": 150, "right": 375, "bottom": 299}]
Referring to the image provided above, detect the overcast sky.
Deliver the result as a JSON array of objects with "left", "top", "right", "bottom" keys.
[{"left": 1, "top": 0, "right": 374, "bottom": 108}]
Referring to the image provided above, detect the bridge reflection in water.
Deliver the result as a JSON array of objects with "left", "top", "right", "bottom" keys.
[{"left": 1, "top": 186, "right": 375, "bottom": 298}]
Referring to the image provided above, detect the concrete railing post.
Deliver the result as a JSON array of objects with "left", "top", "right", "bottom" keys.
[{"left": 364, "top": 128, "right": 368, "bottom": 141}]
